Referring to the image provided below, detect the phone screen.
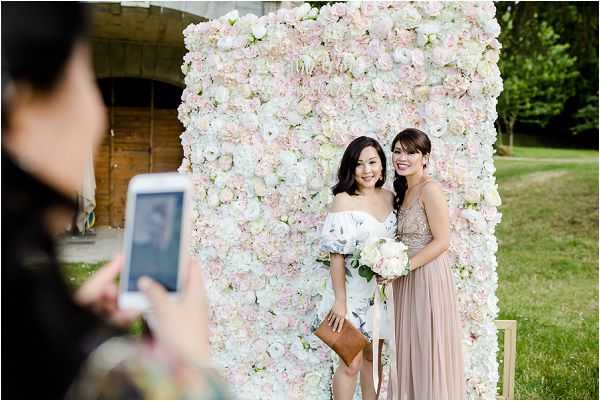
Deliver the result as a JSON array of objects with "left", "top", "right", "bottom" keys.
[{"left": 127, "top": 192, "right": 184, "bottom": 292}]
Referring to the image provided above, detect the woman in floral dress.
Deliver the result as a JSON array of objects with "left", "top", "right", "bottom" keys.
[{"left": 315, "top": 136, "right": 396, "bottom": 399}]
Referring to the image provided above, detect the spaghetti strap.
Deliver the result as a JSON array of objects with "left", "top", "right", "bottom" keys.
[{"left": 402, "top": 179, "right": 433, "bottom": 210}]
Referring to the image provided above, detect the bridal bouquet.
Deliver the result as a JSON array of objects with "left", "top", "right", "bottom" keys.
[{"left": 350, "top": 237, "right": 411, "bottom": 283}]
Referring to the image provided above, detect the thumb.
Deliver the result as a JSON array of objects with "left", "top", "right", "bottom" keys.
[
  {"left": 138, "top": 276, "right": 170, "bottom": 316},
  {"left": 184, "top": 258, "right": 206, "bottom": 301},
  {"left": 100, "top": 254, "right": 124, "bottom": 279}
]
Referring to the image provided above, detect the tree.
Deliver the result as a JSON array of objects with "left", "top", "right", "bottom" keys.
[
  {"left": 572, "top": 94, "right": 599, "bottom": 135},
  {"left": 496, "top": 5, "right": 579, "bottom": 149}
]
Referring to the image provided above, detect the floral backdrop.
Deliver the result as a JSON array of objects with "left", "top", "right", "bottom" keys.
[{"left": 177, "top": 1, "right": 503, "bottom": 399}]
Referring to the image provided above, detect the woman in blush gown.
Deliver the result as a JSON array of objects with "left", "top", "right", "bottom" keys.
[{"left": 387, "top": 128, "right": 465, "bottom": 400}]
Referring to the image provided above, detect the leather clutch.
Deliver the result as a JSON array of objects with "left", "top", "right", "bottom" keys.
[{"left": 314, "top": 317, "right": 369, "bottom": 366}]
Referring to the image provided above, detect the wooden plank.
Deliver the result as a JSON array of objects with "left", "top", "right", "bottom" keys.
[{"left": 495, "top": 320, "right": 517, "bottom": 400}]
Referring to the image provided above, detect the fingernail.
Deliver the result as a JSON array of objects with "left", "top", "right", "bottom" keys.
[{"left": 138, "top": 277, "right": 151, "bottom": 291}]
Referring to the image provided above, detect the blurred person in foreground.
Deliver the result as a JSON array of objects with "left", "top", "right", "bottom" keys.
[{"left": 1, "top": 2, "right": 229, "bottom": 399}]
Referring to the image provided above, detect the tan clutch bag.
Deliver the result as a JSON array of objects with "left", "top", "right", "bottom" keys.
[{"left": 314, "top": 317, "right": 369, "bottom": 366}]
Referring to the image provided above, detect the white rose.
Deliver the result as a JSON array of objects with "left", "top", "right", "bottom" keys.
[
  {"left": 394, "top": 6, "right": 421, "bottom": 29},
  {"left": 341, "top": 53, "right": 356, "bottom": 72},
  {"left": 241, "top": 113, "right": 259, "bottom": 131},
  {"left": 360, "top": 238, "right": 382, "bottom": 267},
  {"left": 223, "top": 10, "right": 239, "bottom": 25},
  {"left": 308, "top": 174, "right": 323, "bottom": 190},
  {"left": 219, "top": 187, "right": 234, "bottom": 203},
  {"left": 207, "top": 188, "right": 220, "bottom": 207},
  {"left": 464, "top": 187, "right": 481, "bottom": 203},
  {"left": 217, "top": 36, "right": 235, "bottom": 51},
  {"left": 392, "top": 47, "right": 411, "bottom": 64},
  {"left": 413, "top": 85, "right": 430, "bottom": 100},
  {"left": 298, "top": 54, "right": 315, "bottom": 75},
  {"left": 227, "top": 251, "right": 253, "bottom": 272},
  {"left": 295, "top": 3, "right": 311, "bottom": 19},
  {"left": 483, "top": 184, "right": 502, "bottom": 207},
  {"left": 291, "top": 339, "right": 309, "bottom": 361},
  {"left": 218, "top": 217, "right": 241, "bottom": 241},
  {"left": 214, "top": 86, "right": 230, "bottom": 104},
  {"left": 249, "top": 218, "right": 265, "bottom": 234},
  {"left": 448, "top": 118, "right": 466, "bottom": 135},
  {"left": 264, "top": 174, "right": 278, "bottom": 187},
  {"left": 233, "top": 146, "right": 257, "bottom": 176},
  {"left": 268, "top": 342, "right": 285, "bottom": 359},
  {"left": 218, "top": 154, "right": 233, "bottom": 171},
  {"left": 279, "top": 151, "right": 297, "bottom": 167},
  {"left": 244, "top": 198, "right": 261, "bottom": 221},
  {"left": 260, "top": 119, "right": 282, "bottom": 143},
  {"left": 379, "top": 239, "right": 401, "bottom": 259},
  {"left": 192, "top": 115, "right": 210, "bottom": 131},
  {"left": 253, "top": 177, "right": 267, "bottom": 197},
  {"left": 371, "top": 15, "right": 393, "bottom": 39},
  {"left": 432, "top": 46, "right": 454, "bottom": 66},
  {"left": 252, "top": 23, "right": 267, "bottom": 39},
  {"left": 272, "top": 221, "right": 290, "bottom": 237},
  {"left": 304, "top": 372, "right": 321, "bottom": 388},
  {"left": 351, "top": 56, "right": 369, "bottom": 78},
  {"left": 239, "top": 84, "right": 253, "bottom": 99},
  {"left": 297, "top": 99, "right": 312, "bottom": 115},
  {"left": 319, "top": 144, "right": 338, "bottom": 160}
]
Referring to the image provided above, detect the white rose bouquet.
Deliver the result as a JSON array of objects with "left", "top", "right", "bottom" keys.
[{"left": 350, "top": 237, "right": 411, "bottom": 283}]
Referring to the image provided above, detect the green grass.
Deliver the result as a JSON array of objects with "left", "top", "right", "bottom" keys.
[
  {"left": 509, "top": 146, "right": 599, "bottom": 159},
  {"left": 495, "top": 149, "right": 598, "bottom": 399},
  {"left": 62, "top": 147, "right": 599, "bottom": 399},
  {"left": 62, "top": 262, "right": 144, "bottom": 335}
]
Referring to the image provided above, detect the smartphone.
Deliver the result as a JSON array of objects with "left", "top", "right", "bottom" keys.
[{"left": 118, "top": 173, "right": 192, "bottom": 310}]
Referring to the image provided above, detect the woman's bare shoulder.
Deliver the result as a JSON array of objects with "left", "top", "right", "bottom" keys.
[
  {"left": 421, "top": 180, "right": 446, "bottom": 202},
  {"left": 330, "top": 192, "right": 357, "bottom": 213}
]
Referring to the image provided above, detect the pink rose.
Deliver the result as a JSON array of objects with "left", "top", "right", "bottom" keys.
[
  {"left": 361, "top": 1, "right": 378, "bottom": 17},
  {"left": 330, "top": 2, "right": 347, "bottom": 18},
  {"left": 376, "top": 53, "right": 393, "bottom": 71}
]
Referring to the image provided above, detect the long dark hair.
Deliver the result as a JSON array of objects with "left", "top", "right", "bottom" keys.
[
  {"left": 1, "top": 2, "right": 91, "bottom": 130},
  {"left": 332, "top": 136, "right": 387, "bottom": 196},
  {"left": 391, "top": 128, "right": 431, "bottom": 210}
]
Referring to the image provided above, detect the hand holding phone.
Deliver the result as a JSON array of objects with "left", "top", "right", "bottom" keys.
[
  {"left": 138, "top": 257, "right": 209, "bottom": 364},
  {"left": 119, "top": 173, "right": 192, "bottom": 311}
]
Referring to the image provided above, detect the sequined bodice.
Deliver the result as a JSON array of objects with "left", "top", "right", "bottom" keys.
[{"left": 397, "top": 200, "right": 433, "bottom": 250}]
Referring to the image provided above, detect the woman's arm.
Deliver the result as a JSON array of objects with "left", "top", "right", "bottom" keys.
[
  {"left": 325, "top": 193, "right": 351, "bottom": 333},
  {"left": 326, "top": 253, "right": 347, "bottom": 333},
  {"left": 408, "top": 182, "right": 450, "bottom": 271}
]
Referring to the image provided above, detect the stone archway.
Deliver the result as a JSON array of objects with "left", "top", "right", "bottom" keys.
[
  {"left": 89, "top": 3, "right": 203, "bottom": 227},
  {"left": 90, "top": 3, "right": 205, "bottom": 86}
]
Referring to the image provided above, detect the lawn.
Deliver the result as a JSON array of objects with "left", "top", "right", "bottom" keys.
[
  {"left": 509, "top": 146, "right": 598, "bottom": 159},
  {"left": 62, "top": 147, "right": 599, "bottom": 399},
  {"left": 495, "top": 151, "right": 598, "bottom": 399}
]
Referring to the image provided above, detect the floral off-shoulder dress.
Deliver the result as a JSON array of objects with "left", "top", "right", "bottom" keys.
[{"left": 313, "top": 210, "right": 397, "bottom": 342}]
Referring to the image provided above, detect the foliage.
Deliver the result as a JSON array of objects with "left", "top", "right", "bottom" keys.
[
  {"left": 495, "top": 2, "right": 598, "bottom": 141},
  {"left": 572, "top": 94, "right": 599, "bottom": 135},
  {"left": 496, "top": 5, "right": 578, "bottom": 145}
]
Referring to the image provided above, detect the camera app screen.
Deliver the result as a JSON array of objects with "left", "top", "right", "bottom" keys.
[{"left": 128, "top": 192, "right": 183, "bottom": 291}]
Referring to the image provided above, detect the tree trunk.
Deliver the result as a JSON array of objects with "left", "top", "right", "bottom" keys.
[
  {"left": 495, "top": 120, "right": 504, "bottom": 145},
  {"left": 507, "top": 116, "right": 516, "bottom": 151}
]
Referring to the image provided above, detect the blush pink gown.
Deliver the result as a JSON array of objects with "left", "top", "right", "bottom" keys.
[{"left": 389, "top": 183, "right": 465, "bottom": 399}]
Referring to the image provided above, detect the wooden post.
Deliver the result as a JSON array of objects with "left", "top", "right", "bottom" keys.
[
  {"left": 495, "top": 320, "right": 517, "bottom": 400},
  {"left": 150, "top": 80, "right": 154, "bottom": 173},
  {"left": 109, "top": 78, "right": 115, "bottom": 227}
]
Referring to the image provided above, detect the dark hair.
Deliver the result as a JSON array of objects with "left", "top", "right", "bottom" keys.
[
  {"left": 391, "top": 128, "right": 432, "bottom": 210},
  {"left": 332, "top": 136, "right": 387, "bottom": 196},
  {"left": 1, "top": 2, "right": 91, "bottom": 130}
]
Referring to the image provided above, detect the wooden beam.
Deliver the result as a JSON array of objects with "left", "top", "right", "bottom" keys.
[{"left": 495, "top": 320, "right": 517, "bottom": 400}]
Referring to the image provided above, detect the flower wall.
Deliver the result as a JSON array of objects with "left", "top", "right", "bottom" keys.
[{"left": 178, "top": 2, "right": 503, "bottom": 399}]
